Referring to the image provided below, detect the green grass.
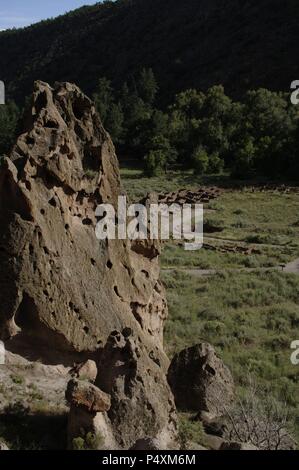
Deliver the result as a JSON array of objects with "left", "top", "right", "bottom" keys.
[
  {"left": 162, "top": 269, "right": 299, "bottom": 437},
  {"left": 207, "top": 191, "right": 299, "bottom": 247},
  {"left": 121, "top": 166, "right": 299, "bottom": 440},
  {"left": 161, "top": 242, "right": 296, "bottom": 270}
]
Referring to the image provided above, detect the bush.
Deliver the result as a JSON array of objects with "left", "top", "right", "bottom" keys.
[
  {"left": 72, "top": 432, "right": 103, "bottom": 450},
  {"left": 208, "top": 152, "right": 224, "bottom": 174},
  {"left": 144, "top": 149, "right": 167, "bottom": 176},
  {"left": 192, "top": 146, "right": 209, "bottom": 174},
  {"left": 178, "top": 414, "right": 205, "bottom": 450}
]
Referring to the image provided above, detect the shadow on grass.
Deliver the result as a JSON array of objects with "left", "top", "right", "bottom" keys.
[{"left": 0, "top": 404, "right": 68, "bottom": 450}]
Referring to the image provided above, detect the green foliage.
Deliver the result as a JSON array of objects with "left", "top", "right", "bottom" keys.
[
  {"left": 136, "top": 68, "right": 158, "bottom": 105},
  {"left": 0, "top": 101, "right": 20, "bottom": 155},
  {"left": 1, "top": 62, "right": 298, "bottom": 181},
  {"left": 192, "top": 146, "right": 209, "bottom": 174},
  {"left": 72, "top": 432, "right": 103, "bottom": 450},
  {"left": 10, "top": 374, "right": 24, "bottom": 385},
  {"left": 0, "top": 0, "right": 298, "bottom": 111},
  {"left": 208, "top": 152, "right": 224, "bottom": 174},
  {"left": 144, "top": 149, "right": 167, "bottom": 177},
  {"left": 72, "top": 436, "right": 85, "bottom": 451},
  {"left": 178, "top": 414, "right": 205, "bottom": 449}
]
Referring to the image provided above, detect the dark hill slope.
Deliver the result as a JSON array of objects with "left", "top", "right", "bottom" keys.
[{"left": 0, "top": 0, "right": 298, "bottom": 103}]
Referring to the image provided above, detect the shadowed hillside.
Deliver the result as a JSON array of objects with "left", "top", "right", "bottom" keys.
[{"left": 0, "top": 0, "right": 298, "bottom": 103}]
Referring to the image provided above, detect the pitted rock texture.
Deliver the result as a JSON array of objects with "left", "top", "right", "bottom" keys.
[
  {"left": 0, "top": 81, "right": 167, "bottom": 363},
  {"left": 95, "top": 329, "right": 178, "bottom": 449},
  {"left": 167, "top": 343, "right": 234, "bottom": 416}
]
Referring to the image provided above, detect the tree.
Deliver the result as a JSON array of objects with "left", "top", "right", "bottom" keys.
[
  {"left": 105, "top": 102, "right": 124, "bottom": 144},
  {"left": 93, "top": 77, "right": 114, "bottom": 124},
  {"left": 231, "top": 136, "right": 256, "bottom": 179},
  {"left": 0, "top": 101, "right": 20, "bottom": 156},
  {"left": 136, "top": 68, "right": 158, "bottom": 105},
  {"left": 144, "top": 149, "right": 167, "bottom": 177},
  {"left": 143, "top": 135, "right": 177, "bottom": 176},
  {"left": 218, "top": 377, "right": 296, "bottom": 450},
  {"left": 192, "top": 146, "right": 209, "bottom": 174},
  {"left": 208, "top": 152, "right": 224, "bottom": 174}
]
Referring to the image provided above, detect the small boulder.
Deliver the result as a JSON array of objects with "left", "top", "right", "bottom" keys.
[
  {"left": 167, "top": 343, "right": 234, "bottom": 416},
  {"left": 66, "top": 379, "right": 111, "bottom": 413},
  {"left": 71, "top": 360, "right": 97, "bottom": 383},
  {"left": 130, "top": 438, "right": 160, "bottom": 450},
  {"left": 220, "top": 441, "right": 258, "bottom": 450},
  {"left": 204, "top": 434, "right": 226, "bottom": 451}
]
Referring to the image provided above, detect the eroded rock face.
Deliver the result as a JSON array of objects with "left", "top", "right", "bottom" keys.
[
  {"left": 95, "top": 329, "right": 178, "bottom": 450},
  {"left": 167, "top": 343, "right": 234, "bottom": 416},
  {"left": 0, "top": 81, "right": 167, "bottom": 364}
]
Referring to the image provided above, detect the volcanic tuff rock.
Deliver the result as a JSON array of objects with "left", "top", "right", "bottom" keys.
[
  {"left": 66, "top": 329, "right": 178, "bottom": 450},
  {"left": 66, "top": 379, "right": 111, "bottom": 413},
  {"left": 167, "top": 343, "right": 234, "bottom": 416},
  {"left": 95, "top": 329, "right": 178, "bottom": 449},
  {"left": 70, "top": 359, "right": 98, "bottom": 382},
  {"left": 0, "top": 81, "right": 168, "bottom": 365}
]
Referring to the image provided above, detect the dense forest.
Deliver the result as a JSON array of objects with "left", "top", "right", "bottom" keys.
[
  {"left": 1, "top": 68, "right": 299, "bottom": 180},
  {"left": 0, "top": 0, "right": 298, "bottom": 104}
]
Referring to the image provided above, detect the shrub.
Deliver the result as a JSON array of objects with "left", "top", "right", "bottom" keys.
[{"left": 192, "top": 146, "right": 209, "bottom": 174}]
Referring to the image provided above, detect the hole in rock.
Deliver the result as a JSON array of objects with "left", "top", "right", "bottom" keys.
[
  {"left": 43, "top": 246, "right": 50, "bottom": 255},
  {"left": 49, "top": 197, "right": 57, "bottom": 207},
  {"left": 82, "top": 218, "right": 92, "bottom": 226},
  {"left": 25, "top": 181, "right": 31, "bottom": 191}
]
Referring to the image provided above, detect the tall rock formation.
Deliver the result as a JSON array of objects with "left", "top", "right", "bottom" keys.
[{"left": 0, "top": 81, "right": 167, "bottom": 366}]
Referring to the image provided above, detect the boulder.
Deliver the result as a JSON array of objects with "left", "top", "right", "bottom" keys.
[
  {"left": 65, "top": 379, "right": 111, "bottom": 413},
  {"left": 71, "top": 359, "right": 97, "bottom": 382},
  {"left": 204, "top": 434, "right": 226, "bottom": 451},
  {"left": 67, "top": 405, "right": 118, "bottom": 450},
  {"left": 66, "top": 379, "right": 116, "bottom": 450},
  {"left": 0, "top": 81, "right": 167, "bottom": 366},
  {"left": 167, "top": 343, "right": 234, "bottom": 416},
  {"left": 220, "top": 441, "right": 258, "bottom": 451},
  {"left": 130, "top": 438, "right": 160, "bottom": 450},
  {"left": 95, "top": 329, "right": 178, "bottom": 449},
  {"left": 196, "top": 411, "right": 227, "bottom": 437}
]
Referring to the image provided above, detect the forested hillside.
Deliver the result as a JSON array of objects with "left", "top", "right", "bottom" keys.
[{"left": 0, "top": 0, "right": 298, "bottom": 103}]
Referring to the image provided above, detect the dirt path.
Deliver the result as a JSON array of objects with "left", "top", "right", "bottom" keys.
[
  {"left": 163, "top": 266, "right": 281, "bottom": 277},
  {"left": 205, "top": 236, "right": 288, "bottom": 249},
  {"left": 283, "top": 258, "right": 299, "bottom": 274},
  {"left": 163, "top": 257, "right": 299, "bottom": 277}
]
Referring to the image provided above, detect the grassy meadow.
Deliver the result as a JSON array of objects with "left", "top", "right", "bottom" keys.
[{"left": 121, "top": 166, "right": 299, "bottom": 440}]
